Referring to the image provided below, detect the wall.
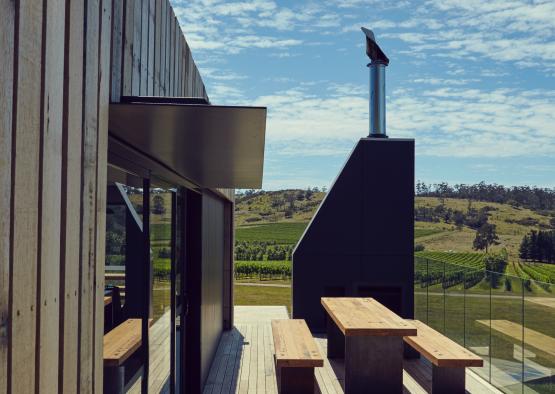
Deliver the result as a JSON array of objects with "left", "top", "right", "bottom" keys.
[
  {"left": 292, "top": 138, "right": 415, "bottom": 332},
  {"left": 0, "top": 0, "right": 215, "bottom": 393},
  {"left": 110, "top": 0, "right": 208, "bottom": 102},
  {"left": 0, "top": 1, "right": 111, "bottom": 393},
  {"left": 200, "top": 193, "right": 226, "bottom": 384}
]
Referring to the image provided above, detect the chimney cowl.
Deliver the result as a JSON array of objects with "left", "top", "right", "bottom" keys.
[{"left": 362, "top": 27, "right": 389, "bottom": 66}]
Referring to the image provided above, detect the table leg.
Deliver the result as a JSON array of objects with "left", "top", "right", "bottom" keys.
[
  {"left": 344, "top": 336, "right": 403, "bottom": 394},
  {"left": 104, "top": 366, "right": 124, "bottom": 394},
  {"left": 432, "top": 365, "right": 465, "bottom": 394},
  {"left": 326, "top": 316, "right": 344, "bottom": 359},
  {"left": 277, "top": 366, "right": 315, "bottom": 394}
]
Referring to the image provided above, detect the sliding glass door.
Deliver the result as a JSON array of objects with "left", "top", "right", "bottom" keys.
[{"left": 104, "top": 166, "right": 188, "bottom": 393}]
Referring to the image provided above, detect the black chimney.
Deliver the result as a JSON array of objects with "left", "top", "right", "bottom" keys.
[{"left": 292, "top": 29, "right": 415, "bottom": 332}]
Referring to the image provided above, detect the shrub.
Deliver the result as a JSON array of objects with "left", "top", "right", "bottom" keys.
[{"left": 414, "top": 244, "right": 425, "bottom": 252}]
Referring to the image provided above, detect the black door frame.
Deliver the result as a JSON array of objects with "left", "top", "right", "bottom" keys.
[{"left": 108, "top": 136, "right": 204, "bottom": 393}]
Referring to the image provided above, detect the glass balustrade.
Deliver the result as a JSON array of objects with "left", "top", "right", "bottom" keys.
[{"left": 414, "top": 258, "right": 555, "bottom": 394}]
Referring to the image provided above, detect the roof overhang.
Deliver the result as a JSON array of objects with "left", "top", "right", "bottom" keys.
[{"left": 108, "top": 97, "right": 267, "bottom": 189}]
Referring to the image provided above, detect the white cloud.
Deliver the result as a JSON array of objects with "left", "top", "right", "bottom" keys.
[{"left": 242, "top": 81, "right": 555, "bottom": 159}]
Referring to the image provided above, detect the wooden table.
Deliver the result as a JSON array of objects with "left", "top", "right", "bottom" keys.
[{"left": 321, "top": 297, "right": 417, "bottom": 394}]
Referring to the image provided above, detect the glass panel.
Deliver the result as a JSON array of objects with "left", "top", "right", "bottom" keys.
[
  {"left": 444, "top": 262, "right": 465, "bottom": 346},
  {"left": 427, "top": 259, "right": 445, "bottom": 333},
  {"left": 524, "top": 279, "right": 555, "bottom": 394},
  {"left": 465, "top": 266, "right": 491, "bottom": 383},
  {"left": 104, "top": 166, "right": 147, "bottom": 393},
  {"left": 489, "top": 271, "right": 523, "bottom": 393},
  {"left": 149, "top": 184, "right": 173, "bottom": 393},
  {"left": 414, "top": 256, "right": 428, "bottom": 323}
]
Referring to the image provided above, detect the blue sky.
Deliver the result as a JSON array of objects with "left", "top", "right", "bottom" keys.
[{"left": 172, "top": 0, "right": 555, "bottom": 190}]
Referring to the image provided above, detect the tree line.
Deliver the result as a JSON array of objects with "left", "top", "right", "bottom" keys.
[
  {"left": 415, "top": 202, "right": 494, "bottom": 230},
  {"left": 416, "top": 181, "right": 555, "bottom": 212},
  {"left": 519, "top": 230, "right": 555, "bottom": 263}
]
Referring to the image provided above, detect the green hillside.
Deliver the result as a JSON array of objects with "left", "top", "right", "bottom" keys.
[{"left": 234, "top": 189, "right": 555, "bottom": 282}]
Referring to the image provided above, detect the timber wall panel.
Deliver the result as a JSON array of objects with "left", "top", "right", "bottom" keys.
[
  {"left": 38, "top": 1, "right": 65, "bottom": 392},
  {"left": 111, "top": 0, "right": 124, "bottom": 102},
  {"left": 148, "top": 0, "right": 155, "bottom": 96},
  {"left": 122, "top": 0, "right": 134, "bottom": 96},
  {"left": 164, "top": 0, "right": 170, "bottom": 94},
  {"left": 154, "top": 0, "right": 161, "bottom": 95},
  {"left": 132, "top": 0, "right": 141, "bottom": 96},
  {"left": 109, "top": 0, "right": 210, "bottom": 102},
  {"left": 80, "top": 0, "right": 101, "bottom": 391},
  {"left": 59, "top": 1, "right": 85, "bottom": 392},
  {"left": 1, "top": 0, "right": 212, "bottom": 393},
  {"left": 140, "top": 0, "right": 148, "bottom": 95},
  {"left": 0, "top": 1, "right": 15, "bottom": 392},
  {"left": 94, "top": 1, "right": 112, "bottom": 391},
  {"left": 9, "top": 1, "right": 44, "bottom": 393}
]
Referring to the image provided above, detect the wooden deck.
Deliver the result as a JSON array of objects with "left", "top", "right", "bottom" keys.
[{"left": 203, "top": 306, "right": 502, "bottom": 394}]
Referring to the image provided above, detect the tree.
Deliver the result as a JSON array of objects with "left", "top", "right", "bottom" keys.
[
  {"left": 473, "top": 223, "right": 500, "bottom": 253},
  {"left": 519, "top": 234, "right": 531, "bottom": 260},
  {"left": 453, "top": 210, "right": 465, "bottom": 230}
]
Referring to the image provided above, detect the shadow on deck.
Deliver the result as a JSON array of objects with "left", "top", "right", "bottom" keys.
[{"left": 203, "top": 306, "right": 502, "bottom": 394}]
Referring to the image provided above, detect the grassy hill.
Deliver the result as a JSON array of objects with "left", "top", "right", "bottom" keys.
[{"left": 235, "top": 190, "right": 555, "bottom": 282}]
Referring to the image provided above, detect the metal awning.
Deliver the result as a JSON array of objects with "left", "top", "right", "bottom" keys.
[{"left": 108, "top": 97, "right": 266, "bottom": 189}]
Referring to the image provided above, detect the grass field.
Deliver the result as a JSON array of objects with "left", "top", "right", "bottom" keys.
[
  {"left": 235, "top": 222, "right": 307, "bottom": 244},
  {"left": 234, "top": 284, "right": 291, "bottom": 314},
  {"left": 415, "top": 227, "right": 444, "bottom": 238}
]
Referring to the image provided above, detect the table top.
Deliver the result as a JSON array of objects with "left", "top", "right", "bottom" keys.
[{"left": 321, "top": 297, "right": 417, "bottom": 337}]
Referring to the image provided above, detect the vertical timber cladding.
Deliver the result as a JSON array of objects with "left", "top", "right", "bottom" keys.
[
  {"left": 8, "top": 1, "right": 43, "bottom": 394},
  {"left": 39, "top": 0, "right": 65, "bottom": 393},
  {"left": 60, "top": 0, "right": 85, "bottom": 392},
  {"left": 0, "top": 0, "right": 14, "bottom": 391},
  {"left": 112, "top": 0, "right": 209, "bottom": 103},
  {"left": 95, "top": 0, "right": 112, "bottom": 390},
  {"left": 0, "top": 0, "right": 110, "bottom": 393}
]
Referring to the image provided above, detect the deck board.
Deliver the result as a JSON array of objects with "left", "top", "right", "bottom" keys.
[{"left": 203, "top": 306, "right": 501, "bottom": 394}]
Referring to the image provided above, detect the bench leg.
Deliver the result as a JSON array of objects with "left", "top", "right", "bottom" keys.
[
  {"left": 326, "top": 316, "right": 344, "bottom": 359},
  {"left": 345, "top": 336, "right": 403, "bottom": 394},
  {"left": 277, "top": 366, "right": 315, "bottom": 394},
  {"left": 432, "top": 366, "right": 465, "bottom": 394},
  {"left": 103, "top": 366, "right": 124, "bottom": 394}
]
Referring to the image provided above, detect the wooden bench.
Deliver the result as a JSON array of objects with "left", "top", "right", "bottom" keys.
[
  {"left": 103, "top": 319, "right": 152, "bottom": 394},
  {"left": 271, "top": 319, "right": 323, "bottom": 394},
  {"left": 404, "top": 320, "right": 483, "bottom": 393}
]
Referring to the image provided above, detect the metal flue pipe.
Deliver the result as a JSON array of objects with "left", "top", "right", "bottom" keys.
[{"left": 361, "top": 27, "right": 389, "bottom": 138}]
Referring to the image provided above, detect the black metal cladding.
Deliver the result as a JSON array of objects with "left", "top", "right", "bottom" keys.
[{"left": 292, "top": 138, "right": 415, "bottom": 332}]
